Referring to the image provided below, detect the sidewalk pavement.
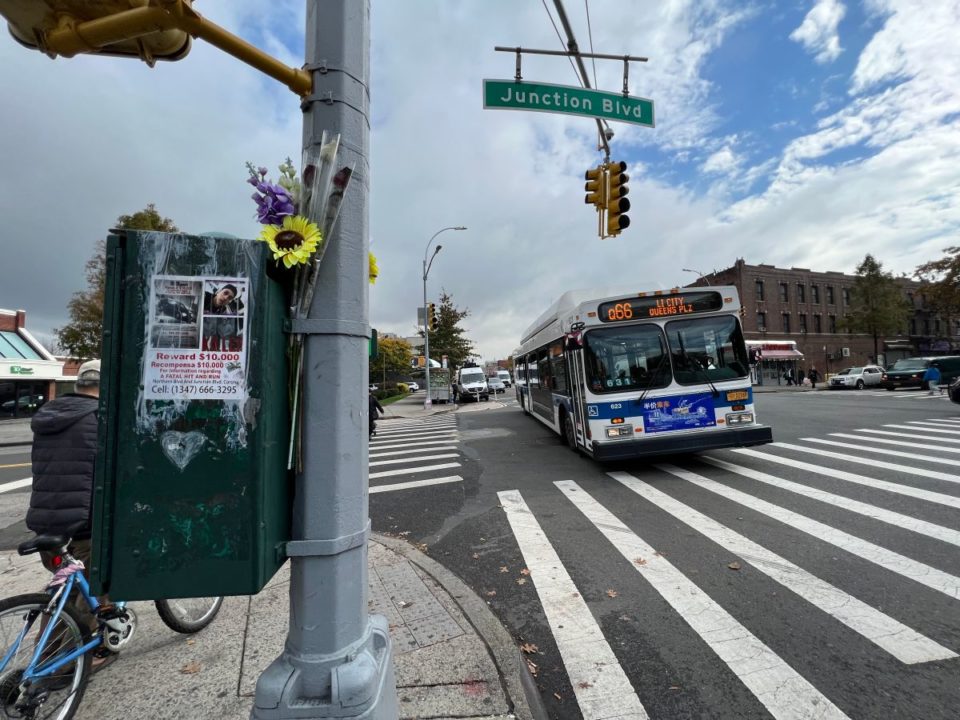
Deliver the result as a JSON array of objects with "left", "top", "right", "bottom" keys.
[
  {"left": 0, "top": 392, "right": 542, "bottom": 719},
  {"left": 0, "top": 418, "right": 31, "bottom": 447}
]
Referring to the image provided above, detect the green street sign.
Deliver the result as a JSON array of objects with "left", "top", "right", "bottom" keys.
[{"left": 483, "top": 79, "right": 654, "bottom": 127}]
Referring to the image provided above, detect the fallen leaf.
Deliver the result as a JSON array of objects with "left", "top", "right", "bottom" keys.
[
  {"left": 399, "top": 530, "right": 411, "bottom": 536},
  {"left": 577, "top": 681, "right": 593, "bottom": 689},
  {"left": 398, "top": 600, "right": 413, "bottom": 608},
  {"left": 472, "top": 553, "right": 480, "bottom": 559},
  {"left": 728, "top": 562, "right": 741, "bottom": 571},
  {"left": 180, "top": 661, "right": 202, "bottom": 674},
  {"left": 517, "top": 577, "right": 527, "bottom": 585},
  {"left": 186, "top": 639, "right": 195, "bottom": 646},
  {"left": 415, "top": 543, "right": 428, "bottom": 552},
  {"left": 520, "top": 568, "right": 531, "bottom": 576},
  {"left": 520, "top": 642, "right": 539, "bottom": 654},
  {"left": 485, "top": 590, "right": 497, "bottom": 597},
  {"left": 606, "top": 589, "right": 618, "bottom": 598},
  {"left": 634, "top": 557, "right": 647, "bottom": 566},
  {"left": 499, "top": 566, "right": 509, "bottom": 573},
  {"left": 571, "top": 592, "right": 580, "bottom": 598},
  {"left": 526, "top": 659, "right": 538, "bottom": 675}
]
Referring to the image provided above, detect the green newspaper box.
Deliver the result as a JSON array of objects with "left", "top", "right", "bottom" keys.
[{"left": 90, "top": 230, "right": 291, "bottom": 600}]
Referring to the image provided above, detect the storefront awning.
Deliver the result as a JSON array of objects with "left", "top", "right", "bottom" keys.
[{"left": 761, "top": 349, "right": 804, "bottom": 359}]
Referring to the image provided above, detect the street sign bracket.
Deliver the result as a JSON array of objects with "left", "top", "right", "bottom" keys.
[{"left": 284, "top": 318, "right": 369, "bottom": 338}]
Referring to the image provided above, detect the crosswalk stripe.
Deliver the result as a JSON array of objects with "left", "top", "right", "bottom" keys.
[
  {"left": 369, "top": 462, "right": 461, "bottom": 479},
  {"left": 829, "top": 432, "right": 960, "bottom": 454},
  {"left": 885, "top": 423, "right": 960, "bottom": 435},
  {"left": 498, "top": 489, "right": 649, "bottom": 720},
  {"left": 654, "top": 465, "right": 960, "bottom": 600},
  {"left": 0, "top": 478, "right": 31, "bottom": 494},
  {"left": 558, "top": 480, "right": 849, "bottom": 719},
  {"left": 904, "top": 422, "right": 960, "bottom": 433},
  {"left": 702, "top": 457, "right": 960, "bottom": 548},
  {"left": 378, "top": 420, "right": 457, "bottom": 430},
  {"left": 856, "top": 428, "right": 960, "bottom": 444},
  {"left": 369, "top": 446, "right": 457, "bottom": 458},
  {"left": 369, "top": 453, "right": 458, "bottom": 467},
  {"left": 370, "top": 475, "right": 463, "bottom": 494},
  {"left": 803, "top": 437, "right": 960, "bottom": 467},
  {"left": 372, "top": 429, "right": 458, "bottom": 439},
  {"left": 771, "top": 442, "right": 960, "bottom": 483},
  {"left": 732, "top": 448, "right": 960, "bottom": 509},
  {"left": 369, "top": 439, "right": 458, "bottom": 451},
  {"left": 613, "top": 470, "right": 956, "bottom": 665}
]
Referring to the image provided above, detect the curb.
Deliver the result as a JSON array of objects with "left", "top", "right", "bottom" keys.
[
  {"left": 0, "top": 441, "right": 31, "bottom": 448},
  {"left": 372, "top": 533, "right": 548, "bottom": 720}
]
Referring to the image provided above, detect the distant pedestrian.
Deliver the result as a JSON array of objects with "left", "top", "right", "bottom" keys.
[
  {"left": 808, "top": 367, "right": 820, "bottom": 388},
  {"left": 923, "top": 364, "right": 942, "bottom": 395},
  {"left": 783, "top": 369, "right": 793, "bottom": 386},
  {"left": 369, "top": 391, "right": 384, "bottom": 437}
]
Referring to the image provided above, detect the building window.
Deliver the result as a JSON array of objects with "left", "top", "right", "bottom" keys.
[
  {"left": 911, "top": 319, "right": 917, "bottom": 334},
  {"left": 755, "top": 279, "right": 765, "bottom": 301},
  {"left": 799, "top": 314, "right": 807, "bottom": 333},
  {"left": 826, "top": 286, "right": 834, "bottom": 304},
  {"left": 811, "top": 285, "right": 820, "bottom": 303},
  {"left": 797, "top": 284, "right": 806, "bottom": 303},
  {"left": 813, "top": 315, "right": 822, "bottom": 333},
  {"left": 757, "top": 312, "right": 767, "bottom": 331},
  {"left": 779, "top": 283, "right": 788, "bottom": 302},
  {"left": 842, "top": 288, "right": 850, "bottom": 305},
  {"left": 829, "top": 315, "right": 837, "bottom": 333},
  {"left": 782, "top": 313, "right": 791, "bottom": 333},
  {"left": 924, "top": 319, "right": 930, "bottom": 335},
  {"left": 936, "top": 318, "right": 941, "bottom": 334}
]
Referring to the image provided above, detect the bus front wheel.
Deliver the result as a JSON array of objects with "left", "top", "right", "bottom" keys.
[{"left": 562, "top": 411, "right": 578, "bottom": 452}]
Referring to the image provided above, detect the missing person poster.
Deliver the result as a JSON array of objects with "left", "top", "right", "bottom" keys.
[{"left": 144, "top": 275, "right": 248, "bottom": 400}]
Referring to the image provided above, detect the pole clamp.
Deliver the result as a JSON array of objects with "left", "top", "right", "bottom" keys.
[
  {"left": 283, "top": 318, "right": 369, "bottom": 338},
  {"left": 285, "top": 521, "right": 370, "bottom": 557}
]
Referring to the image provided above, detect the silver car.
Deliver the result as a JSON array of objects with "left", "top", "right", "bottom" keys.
[{"left": 829, "top": 365, "right": 884, "bottom": 390}]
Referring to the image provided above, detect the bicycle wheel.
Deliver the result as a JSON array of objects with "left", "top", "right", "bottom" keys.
[
  {"left": 0, "top": 593, "right": 91, "bottom": 720},
  {"left": 154, "top": 597, "right": 223, "bottom": 634}
]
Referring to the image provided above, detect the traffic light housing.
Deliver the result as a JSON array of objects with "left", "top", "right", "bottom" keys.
[
  {"left": 606, "top": 161, "right": 631, "bottom": 237},
  {"left": 584, "top": 165, "right": 606, "bottom": 208},
  {"left": 428, "top": 303, "right": 440, "bottom": 332}
]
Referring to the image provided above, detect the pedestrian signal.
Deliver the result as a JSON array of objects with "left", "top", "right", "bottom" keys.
[
  {"left": 584, "top": 165, "right": 606, "bottom": 209},
  {"left": 606, "top": 161, "right": 630, "bottom": 237}
]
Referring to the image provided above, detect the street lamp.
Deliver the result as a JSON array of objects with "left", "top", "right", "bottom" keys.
[{"left": 423, "top": 226, "right": 466, "bottom": 408}]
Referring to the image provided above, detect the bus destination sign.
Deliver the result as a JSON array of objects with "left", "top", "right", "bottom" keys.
[{"left": 598, "top": 291, "right": 724, "bottom": 322}]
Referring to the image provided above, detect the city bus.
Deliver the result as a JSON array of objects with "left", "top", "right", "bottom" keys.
[{"left": 513, "top": 285, "right": 772, "bottom": 461}]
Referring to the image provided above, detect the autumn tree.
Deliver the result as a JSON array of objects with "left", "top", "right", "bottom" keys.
[
  {"left": 370, "top": 335, "right": 413, "bottom": 386},
  {"left": 839, "top": 254, "right": 912, "bottom": 361},
  {"left": 424, "top": 290, "right": 475, "bottom": 370},
  {"left": 56, "top": 204, "right": 178, "bottom": 359},
  {"left": 915, "top": 246, "right": 960, "bottom": 328}
]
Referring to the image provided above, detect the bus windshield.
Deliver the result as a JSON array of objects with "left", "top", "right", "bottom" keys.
[
  {"left": 583, "top": 324, "right": 671, "bottom": 393},
  {"left": 666, "top": 316, "right": 749, "bottom": 384}
]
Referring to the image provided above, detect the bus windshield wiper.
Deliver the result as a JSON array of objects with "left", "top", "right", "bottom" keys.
[
  {"left": 687, "top": 353, "right": 720, "bottom": 397},
  {"left": 636, "top": 354, "right": 669, "bottom": 405}
]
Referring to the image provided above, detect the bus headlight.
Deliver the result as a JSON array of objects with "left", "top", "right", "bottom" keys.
[
  {"left": 605, "top": 425, "right": 634, "bottom": 438},
  {"left": 725, "top": 412, "right": 754, "bottom": 425}
]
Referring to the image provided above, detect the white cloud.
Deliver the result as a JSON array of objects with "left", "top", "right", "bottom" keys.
[
  {"left": 702, "top": 147, "right": 741, "bottom": 174},
  {"left": 790, "top": 0, "right": 847, "bottom": 64}
]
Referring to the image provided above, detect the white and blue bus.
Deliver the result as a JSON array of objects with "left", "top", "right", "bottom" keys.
[{"left": 513, "top": 285, "right": 772, "bottom": 461}]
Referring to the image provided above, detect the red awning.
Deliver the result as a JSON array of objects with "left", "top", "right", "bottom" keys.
[{"left": 761, "top": 350, "right": 804, "bottom": 359}]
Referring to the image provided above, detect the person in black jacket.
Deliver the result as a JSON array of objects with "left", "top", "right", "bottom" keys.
[
  {"left": 369, "top": 391, "right": 384, "bottom": 437},
  {"left": 27, "top": 359, "right": 103, "bottom": 637}
]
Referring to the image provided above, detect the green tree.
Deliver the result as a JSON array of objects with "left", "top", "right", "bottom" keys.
[
  {"left": 839, "top": 254, "right": 912, "bottom": 361},
  {"left": 370, "top": 335, "right": 413, "bottom": 386},
  {"left": 425, "top": 290, "right": 475, "bottom": 370},
  {"left": 915, "top": 246, "right": 960, "bottom": 328},
  {"left": 56, "top": 204, "right": 178, "bottom": 359}
]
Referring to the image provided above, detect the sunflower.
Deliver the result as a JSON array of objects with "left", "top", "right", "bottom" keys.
[
  {"left": 369, "top": 252, "right": 379, "bottom": 285},
  {"left": 259, "top": 215, "right": 322, "bottom": 268}
]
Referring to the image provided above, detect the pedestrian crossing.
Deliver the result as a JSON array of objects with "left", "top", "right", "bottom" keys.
[
  {"left": 368, "top": 415, "right": 462, "bottom": 494},
  {"left": 498, "top": 414, "right": 960, "bottom": 720},
  {"left": 800, "top": 389, "right": 953, "bottom": 401}
]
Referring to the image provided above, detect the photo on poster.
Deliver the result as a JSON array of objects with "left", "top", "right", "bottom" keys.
[
  {"left": 150, "top": 279, "right": 202, "bottom": 349},
  {"left": 202, "top": 316, "right": 244, "bottom": 352},
  {"left": 203, "top": 280, "right": 246, "bottom": 317}
]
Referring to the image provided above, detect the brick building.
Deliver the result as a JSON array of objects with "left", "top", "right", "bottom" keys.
[{"left": 686, "top": 259, "right": 956, "bottom": 382}]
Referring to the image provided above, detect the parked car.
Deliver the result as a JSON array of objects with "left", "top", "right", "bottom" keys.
[
  {"left": 828, "top": 365, "right": 884, "bottom": 390},
  {"left": 486, "top": 376, "right": 506, "bottom": 394},
  {"left": 406, "top": 382, "right": 420, "bottom": 392},
  {"left": 496, "top": 370, "right": 512, "bottom": 388},
  {"left": 882, "top": 356, "right": 960, "bottom": 390},
  {"left": 455, "top": 366, "right": 489, "bottom": 401}
]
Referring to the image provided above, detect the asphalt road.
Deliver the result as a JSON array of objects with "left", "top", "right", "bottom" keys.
[
  {"left": 0, "top": 445, "right": 31, "bottom": 550},
  {"left": 370, "top": 390, "right": 960, "bottom": 719}
]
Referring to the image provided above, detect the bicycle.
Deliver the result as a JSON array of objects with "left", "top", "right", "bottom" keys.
[{"left": 0, "top": 530, "right": 223, "bottom": 720}]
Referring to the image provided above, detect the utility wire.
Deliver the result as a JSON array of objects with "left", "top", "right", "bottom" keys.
[
  {"left": 541, "top": 0, "right": 583, "bottom": 86},
  {"left": 584, "top": 0, "right": 598, "bottom": 89}
]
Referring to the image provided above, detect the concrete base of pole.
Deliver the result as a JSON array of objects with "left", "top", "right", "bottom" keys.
[{"left": 251, "top": 615, "right": 397, "bottom": 719}]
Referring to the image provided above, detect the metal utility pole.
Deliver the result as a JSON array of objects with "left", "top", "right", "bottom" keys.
[
  {"left": 422, "top": 226, "right": 465, "bottom": 408},
  {"left": 252, "top": 1, "right": 397, "bottom": 718}
]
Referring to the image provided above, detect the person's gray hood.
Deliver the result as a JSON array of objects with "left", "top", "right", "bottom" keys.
[{"left": 30, "top": 394, "right": 98, "bottom": 436}]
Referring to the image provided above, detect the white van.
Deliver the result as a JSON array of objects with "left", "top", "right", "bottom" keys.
[
  {"left": 497, "top": 370, "right": 512, "bottom": 388},
  {"left": 456, "top": 366, "right": 489, "bottom": 402}
]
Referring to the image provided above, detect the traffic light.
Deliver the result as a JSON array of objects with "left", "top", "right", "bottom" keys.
[
  {"left": 584, "top": 165, "right": 607, "bottom": 209},
  {"left": 429, "top": 304, "right": 440, "bottom": 332},
  {"left": 0, "top": 1, "right": 193, "bottom": 64},
  {"left": 606, "top": 161, "right": 631, "bottom": 237}
]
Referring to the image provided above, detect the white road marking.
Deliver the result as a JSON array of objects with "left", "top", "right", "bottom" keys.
[
  {"left": 558, "top": 480, "right": 849, "bottom": 719},
  {"left": 903, "top": 422, "right": 960, "bottom": 433},
  {"left": 369, "top": 446, "right": 457, "bottom": 458},
  {"left": 856, "top": 429, "right": 960, "bottom": 444},
  {"left": 369, "top": 453, "right": 459, "bottom": 467},
  {"left": 731, "top": 448, "right": 960, "bottom": 509},
  {"left": 369, "top": 439, "right": 459, "bottom": 451},
  {"left": 0, "top": 478, "right": 31, "bottom": 494},
  {"left": 829, "top": 433, "right": 960, "bottom": 454},
  {"left": 498, "top": 489, "right": 649, "bottom": 720},
  {"left": 369, "top": 475, "right": 463, "bottom": 494},
  {"left": 617, "top": 469, "right": 956, "bottom": 665},
  {"left": 369, "top": 462, "right": 461, "bottom": 479},
  {"left": 802, "top": 438, "right": 960, "bottom": 467},
  {"left": 771, "top": 442, "right": 960, "bottom": 483},
  {"left": 651, "top": 466, "right": 960, "bottom": 600}
]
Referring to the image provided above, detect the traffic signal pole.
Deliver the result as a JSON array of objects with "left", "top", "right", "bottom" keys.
[{"left": 252, "top": 1, "right": 397, "bottom": 717}]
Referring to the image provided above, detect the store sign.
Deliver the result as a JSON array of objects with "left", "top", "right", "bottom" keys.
[{"left": 9, "top": 365, "right": 34, "bottom": 375}]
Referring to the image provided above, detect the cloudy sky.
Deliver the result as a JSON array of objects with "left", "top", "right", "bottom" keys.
[{"left": 1, "top": 0, "right": 958, "bottom": 364}]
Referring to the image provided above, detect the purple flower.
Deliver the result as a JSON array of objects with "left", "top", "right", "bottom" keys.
[{"left": 250, "top": 180, "right": 296, "bottom": 225}]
